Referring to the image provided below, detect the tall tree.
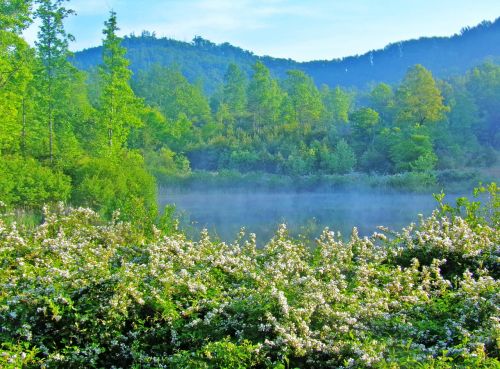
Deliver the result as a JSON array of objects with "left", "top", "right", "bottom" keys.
[
  {"left": 134, "top": 64, "right": 211, "bottom": 126},
  {"left": 368, "top": 83, "right": 394, "bottom": 125},
  {"left": 466, "top": 62, "right": 500, "bottom": 148},
  {"left": 0, "top": 0, "right": 34, "bottom": 154},
  {"left": 97, "top": 10, "right": 143, "bottom": 154},
  {"left": 350, "top": 107, "right": 380, "bottom": 155},
  {"left": 321, "top": 85, "right": 352, "bottom": 125},
  {"left": 0, "top": 0, "right": 32, "bottom": 33},
  {"left": 222, "top": 63, "right": 247, "bottom": 118},
  {"left": 283, "top": 70, "right": 323, "bottom": 127},
  {"left": 214, "top": 63, "right": 248, "bottom": 132},
  {"left": 247, "top": 61, "right": 283, "bottom": 133},
  {"left": 34, "top": 0, "right": 74, "bottom": 163}
]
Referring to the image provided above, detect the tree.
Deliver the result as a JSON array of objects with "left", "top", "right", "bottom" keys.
[
  {"left": 97, "top": 10, "right": 143, "bottom": 154},
  {"left": 222, "top": 63, "right": 247, "bottom": 118},
  {"left": 34, "top": 0, "right": 75, "bottom": 163},
  {"left": 350, "top": 107, "right": 380, "bottom": 156},
  {"left": 134, "top": 64, "right": 211, "bottom": 127},
  {"left": 0, "top": 0, "right": 34, "bottom": 154},
  {"left": 247, "top": 61, "right": 283, "bottom": 133},
  {"left": 395, "top": 64, "right": 448, "bottom": 126},
  {"left": 283, "top": 70, "right": 323, "bottom": 127},
  {"left": 331, "top": 139, "right": 356, "bottom": 174},
  {"left": 389, "top": 126, "right": 437, "bottom": 172},
  {"left": 321, "top": 85, "right": 352, "bottom": 125},
  {"left": 368, "top": 83, "right": 394, "bottom": 124},
  {"left": 466, "top": 62, "right": 500, "bottom": 148},
  {"left": 0, "top": 0, "right": 33, "bottom": 33}
]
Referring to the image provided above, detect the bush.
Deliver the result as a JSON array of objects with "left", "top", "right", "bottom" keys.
[
  {"left": 0, "top": 187, "right": 498, "bottom": 368},
  {"left": 71, "top": 152, "right": 157, "bottom": 223},
  {"left": 0, "top": 155, "right": 71, "bottom": 209},
  {"left": 330, "top": 139, "right": 357, "bottom": 174},
  {"left": 386, "top": 171, "right": 437, "bottom": 191}
]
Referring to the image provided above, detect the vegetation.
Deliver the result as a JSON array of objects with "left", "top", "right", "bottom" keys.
[
  {"left": 0, "top": 0, "right": 156, "bottom": 222},
  {"left": 0, "top": 2, "right": 499, "bottom": 368},
  {"left": 1, "top": 184, "right": 499, "bottom": 368},
  {"left": 1, "top": 1, "right": 499, "bottom": 218}
]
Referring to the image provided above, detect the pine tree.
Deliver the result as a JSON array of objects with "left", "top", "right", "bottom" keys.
[
  {"left": 283, "top": 70, "right": 323, "bottom": 126},
  {"left": 97, "top": 10, "right": 143, "bottom": 155},
  {"left": 222, "top": 63, "right": 247, "bottom": 118}
]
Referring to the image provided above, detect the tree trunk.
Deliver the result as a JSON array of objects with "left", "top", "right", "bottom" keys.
[
  {"left": 21, "top": 97, "right": 26, "bottom": 156},
  {"left": 108, "top": 127, "right": 113, "bottom": 148},
  {"left": 49, "top": 108, "right": 53, "bottom": 163}
]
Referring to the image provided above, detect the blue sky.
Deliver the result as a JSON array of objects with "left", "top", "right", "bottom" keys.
[{"left": 24, "top": 0, "right": 500, "bottom": 62}]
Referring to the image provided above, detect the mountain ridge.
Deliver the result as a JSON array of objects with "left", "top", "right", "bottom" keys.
[{"left": 72, "top": 17, "right": 500, "bottom": 91}]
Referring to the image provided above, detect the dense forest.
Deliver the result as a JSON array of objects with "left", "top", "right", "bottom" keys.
[{"left": 1, "top": 1, "right": 499, "bottom": 368}]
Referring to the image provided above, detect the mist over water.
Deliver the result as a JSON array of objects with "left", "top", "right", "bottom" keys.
[{"left": 158, "top": 189, "right": 464, "bottom": 244}]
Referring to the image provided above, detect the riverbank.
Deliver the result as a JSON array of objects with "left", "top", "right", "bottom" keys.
[{"left": 158, "top": 168, "right": 492, "bottom": 193}]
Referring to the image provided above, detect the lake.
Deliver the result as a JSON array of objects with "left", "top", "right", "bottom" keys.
[{"left": 158, "top": 189, "right": 462, "bottom": 244}]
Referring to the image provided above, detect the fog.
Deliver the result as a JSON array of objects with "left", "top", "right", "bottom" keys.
[{"left": 158, "top": 189, "right": 464, "bottom": 245}]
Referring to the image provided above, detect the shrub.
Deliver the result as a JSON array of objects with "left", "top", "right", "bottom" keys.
[
  {"left": 0, "top": 187, "right": 498, "bottom": 368},
  {"left": 0, "top": 155, "right": 71, "bottom": 209},
  {"left": 71, "top": 151, "right": 157, "bottom": 223}
]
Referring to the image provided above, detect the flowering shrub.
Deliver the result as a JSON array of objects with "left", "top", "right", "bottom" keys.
[{"left": 0, "top": 187, "right": 498, "bottom": 368}]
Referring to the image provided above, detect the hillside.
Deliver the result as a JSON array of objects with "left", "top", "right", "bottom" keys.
[{"left": 72, "top": 17, "right": 500, "bottom": 91}]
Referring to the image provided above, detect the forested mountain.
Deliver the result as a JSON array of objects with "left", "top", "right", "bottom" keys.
[{"left": 72, "top": 17, "right": 500, "bottom": 92}]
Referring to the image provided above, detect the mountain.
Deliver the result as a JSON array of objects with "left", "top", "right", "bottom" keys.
[{"left": 72, "top": 18, "right": 500, "bottom": 92}]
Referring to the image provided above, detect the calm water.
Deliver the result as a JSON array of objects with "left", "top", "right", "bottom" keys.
[{"left": 158, "top": 190, "right": 460, "bottom": 244}]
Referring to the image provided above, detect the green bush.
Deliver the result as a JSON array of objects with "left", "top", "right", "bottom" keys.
[
  {"left": 0, "top": 155, "right": 71, "bottom": 208},
  {"left": 71, "top": 152, "right": 157, "bottom": 223}
]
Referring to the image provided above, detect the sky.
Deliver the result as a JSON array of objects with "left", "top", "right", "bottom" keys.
[{"left": 23, "top": 0, "right": 500, "bottom": 62}]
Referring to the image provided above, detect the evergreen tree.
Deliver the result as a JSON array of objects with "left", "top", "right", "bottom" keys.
[
  {"left": 466, "top": 62, "right": 500, "bottom": 148},
  {"left": 283, "top": 70, "right": 323, "bottom": 127},
  {"left": 97, "top": 10, "right": 143, "bottom": 154},
  {"left": 222, "top": 63, "right": 247, "bottom": 117},
  {"left": 0, "top": 0, "right": 32, "bottom": 33},
  {"left": 321, "top": 85, "right": 352, "bottom": 125},
  {"left": 331, "top": 138, "right": 356, "bottom": 174},
  {"left": 134, "top": 64, "right": 211, "bottom": 127}
]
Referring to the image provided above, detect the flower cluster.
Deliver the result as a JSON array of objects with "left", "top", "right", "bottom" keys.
[{"left": 0, "top": 193, "right": 498, "bottom": 368}]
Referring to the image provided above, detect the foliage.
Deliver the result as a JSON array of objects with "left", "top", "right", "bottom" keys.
[
  {"left": 395, "top": 64, "right": 449, "bottom": 126},
  {"left": 0, "top": 8, "right": 498, "bottom": 365},
  {"left": 96, "top": 10, "right": 144, "bottom": 154},
  {"left": 0, "top": 188, "right": 498, "bottom": 368},
  {"left": 72, "top": 17, "right": 500, "bottom": 93},
  {"left": 71, "top": 152, "right": 157, "bottom": 222},
  {"left": 0, "top": 155, "right": 71, "bottom": 208}
]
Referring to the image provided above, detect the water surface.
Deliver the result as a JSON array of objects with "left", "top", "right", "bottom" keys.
[{"left": 159, "top": 190, "right": 459, "bottom": 244}]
